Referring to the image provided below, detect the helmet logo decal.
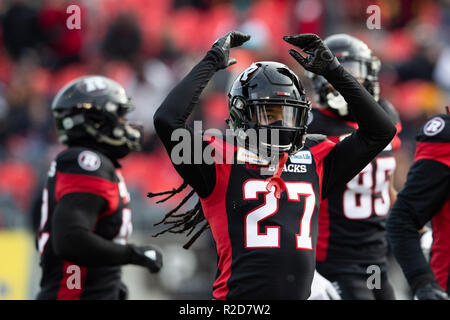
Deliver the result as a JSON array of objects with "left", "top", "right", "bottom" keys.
[
  {"left": 78, "top": 151, "right": 101, "bottom": 171},
  {"left": 423, "top": 117, "right": 445, "bottom": 136},
  {"left": 80, "top": 77, "right": 108, "bottom": 94},
  {"left": 240, "top": 65, "right": 258, "bottom": 82}
]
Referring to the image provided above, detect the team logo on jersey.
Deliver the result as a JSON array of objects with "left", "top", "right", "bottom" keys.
[
  {"left": 237, "top": 147, "right": 269, "bottom": 166},
  {"left": 290, "top": 150, "right": 312, "bottom": 164},
  {"left": 424, "top": 117, "right": 445, "bottom": 136},
  {"left": 77, "top": 151, "right": 101, "bottom": 171}
]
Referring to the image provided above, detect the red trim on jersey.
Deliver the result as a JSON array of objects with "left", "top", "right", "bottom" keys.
[
  {"left": 55, "top": 172, "right": 119, "bottom": 216},
  {"left": 414, "top": 142, "right": 450, "bottom": 167},
  {"left": 200, "top": 162, "right": 232, "bottom": 300},
  {"left": 199, "top": 136, "right": 235, "bottom": 300},
  {"left": 326, "top": 136, "right": 340, "bottom": 144},
  {"left": 56, "top": 262, "right": 87, "bottom": 300},
  {"left": 309, "top": 139, "right": 336, "bottom": 200},
  {"left": 316, "top": 198, "right": 330, "bottom": 262},
  {"left": 392, "top": 122, "right": 402, "bottom": 151},
  {"left": 202, "top": 135, "right": 237, "bottom": 164},
  {"left": 430, "top": 199, "right": 450, "bottom": 291}
]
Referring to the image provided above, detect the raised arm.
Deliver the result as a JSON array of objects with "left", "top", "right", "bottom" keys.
[
  {"left": 153, "top": 31, "right": 250, "bottom": 198},
  {"left": 284, "top": 33, "right": 396, "bottom": 198},
  {"left": 319, "top": 64, "right": 396, "bottom": 197}
]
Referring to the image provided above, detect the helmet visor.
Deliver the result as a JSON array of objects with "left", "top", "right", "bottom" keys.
[
  {"left": 341, "top": 60, "right": 368, "bottom": 80},
  {"left": 249, "top": 104, "right": 309, "bottom": 128}
]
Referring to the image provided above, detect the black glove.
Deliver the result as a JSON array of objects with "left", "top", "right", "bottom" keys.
[
  {"left": 413, "top": 282, "right": 449, "bottom": 300},
  {"left": 212, "top": 31, "right": 251, "bottom": 70},
  {"left": 283, "top": 33, "right": 340, "bottom": 75},
  {"left": 128, "top": 244, "right": 163, "bottom": 273}
]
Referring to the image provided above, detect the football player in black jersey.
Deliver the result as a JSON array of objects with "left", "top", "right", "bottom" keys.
[
  {"left": 306, "top": 34, "right": 400, "bottom": 300},
  {"left": 36, "top": 76, "right": 163, "bottom": 300},
  {"left": 388, "top": 112, "right": 450, "bottom": 300},
  {"left": 150, "top": 31, "right": 396, "bottom": 300}
]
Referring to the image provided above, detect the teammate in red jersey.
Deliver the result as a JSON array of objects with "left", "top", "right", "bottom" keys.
[
  {"left": 36, "top": 76, "right": 163, "bottom": 300},
  {"left": 307, "top": 34, "right": 400, "bottom": 300},
  {"left": 387, "top": 112, "right": 450, "bottom": 300},
  {"left": 151, "top": 31, "right": 396, "bottom": 299}
]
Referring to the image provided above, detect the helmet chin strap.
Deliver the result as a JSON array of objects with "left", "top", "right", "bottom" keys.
[
  {"left": 85, "top": 125, "right": 128, "bottom": 146},
  {"left": 326, "top": 92, "right": 348, "bottom": 116},
  {"left": 85, "top": 124, "right": 141, "bottom": 152}
]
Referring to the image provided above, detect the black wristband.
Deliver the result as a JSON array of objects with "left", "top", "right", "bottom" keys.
[{"left": 410, "top": 272, "right": 439, "bottom": 293}]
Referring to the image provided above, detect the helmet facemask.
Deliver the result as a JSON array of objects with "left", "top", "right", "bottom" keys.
[
  {"left": 228, "top": 62, "right": 311, "bottom": 157},
  {"left": 55, "top": 100, "right": 143, "bottom": 158}
]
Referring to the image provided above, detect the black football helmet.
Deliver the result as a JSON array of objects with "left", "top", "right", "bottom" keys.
[
  {"left": 51, "top": 75, "right": 142, "bottom": 158},
  {"left": 227, "top": 61, "right": 311, "bottom": 155},
  {"left": 308, "top": 34, "right": 381, "bottom": 117}
]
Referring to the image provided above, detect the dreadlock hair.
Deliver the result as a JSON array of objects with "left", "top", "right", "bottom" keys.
[{"left": 148, "top": 181, "right": 210, "bottom": 249}]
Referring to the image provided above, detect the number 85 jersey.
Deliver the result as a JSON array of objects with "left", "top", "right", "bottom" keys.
[
  {"left": 308, "top": 99, "right": 402, "bottom": 265},
  {"left": 200, "top": 135, "right": 337, "bottom": 300}
]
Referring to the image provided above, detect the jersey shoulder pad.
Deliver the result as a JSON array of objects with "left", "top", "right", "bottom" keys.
[
  {"left": 304, "top": 133, "right": 329, "bottom": 148},
  {"left": 202, "top": 133, "right": 237, "bottom": 162},
  {"left": 304, "top": 134, "right": 336, "bottom": 162},
  {"left": 378, "top": 98, "right": 401, "bottom": 125},
  {"left": 55, "top": 147, "right": 118, "bottom": 182},
  {"left": 417, "top": 114, "right": 450, "bottom": 143}
]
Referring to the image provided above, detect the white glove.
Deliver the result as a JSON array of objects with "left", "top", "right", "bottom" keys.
[{"left": 308, "top": 270, "right": 342, "bottom": 300}]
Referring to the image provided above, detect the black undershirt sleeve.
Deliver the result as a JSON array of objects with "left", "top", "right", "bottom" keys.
[
  {"left": 387, "top": 159, "right": 450, "bottom": 291},
  {"left": 153, "top": 48, "right": 225, "bottom": 198},
  {"left": 52, "top": 193, "right": 133, "bottom": 267},
  {"left": 320, "top": 65, "right": 397, "bottom": 198}
]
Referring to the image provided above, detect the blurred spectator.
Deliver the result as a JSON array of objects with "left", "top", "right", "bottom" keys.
[
  {"left": 1, "top": 0, "right": 40, "bottom": 61},
  {"left": 38, "top": 0, "right": 84, "bottom": 69},
  {"left": 102, "top": 13, "right": 142, "bottom": 63}
]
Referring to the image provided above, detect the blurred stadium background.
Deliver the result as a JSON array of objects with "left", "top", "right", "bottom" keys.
[{"left": 0, "top": 0, "right": 448, "bottom": 300}]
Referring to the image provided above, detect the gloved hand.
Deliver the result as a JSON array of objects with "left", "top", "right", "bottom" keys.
[
  {"left": 413, "top": 282, "right": 449, "bottom": 300},
  {"left": 283, "top": 33, "right": 340, "bottom": 75},
  {"left": 212, "top": 31, "right": 251, "bottom": 70},
  {"left": 128, "top": 244, "right": 163, "bottom": 273},
  {"left": 308, "top": 270, "right": 342, "bottom": 300}
]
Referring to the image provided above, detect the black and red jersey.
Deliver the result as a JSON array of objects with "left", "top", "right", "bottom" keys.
[
  {"left": 200, "top": 134, "right": 336, "bottom": 299},
  {"left": 36, "top": 147, "right": 132, "bottom": 300},
  {"left": 388, "top": 113, "right": 450, "bottom": 294},
  {"left": 308, "top": 99, "right": 402, "bottom": 264}
]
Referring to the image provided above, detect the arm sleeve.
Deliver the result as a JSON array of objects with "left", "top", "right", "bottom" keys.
[
  {"left": 52, "top": 193, "right": 133, "bottom": 267},
  {"left": 387, "top": 159, "right": 450, "bottom": 290},
  {"left": 153, "top": 48, "right": 225, "bottom": 198},
  {"left": 320, "top": 65, "right": 397, "bottom": 198}
]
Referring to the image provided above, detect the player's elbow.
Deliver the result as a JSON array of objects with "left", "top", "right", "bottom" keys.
[
  {"left": 52, "top": 230, "right": 86, "bottom": 264},
  {"left": 387, "top": 122, "right": 397, "bottom": 141},
  {"left": 153, "top": 105, "right": 172, "bottom": 136},
  {"left": 52, "top": 234, "right": 74, "bottom": 261}
]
